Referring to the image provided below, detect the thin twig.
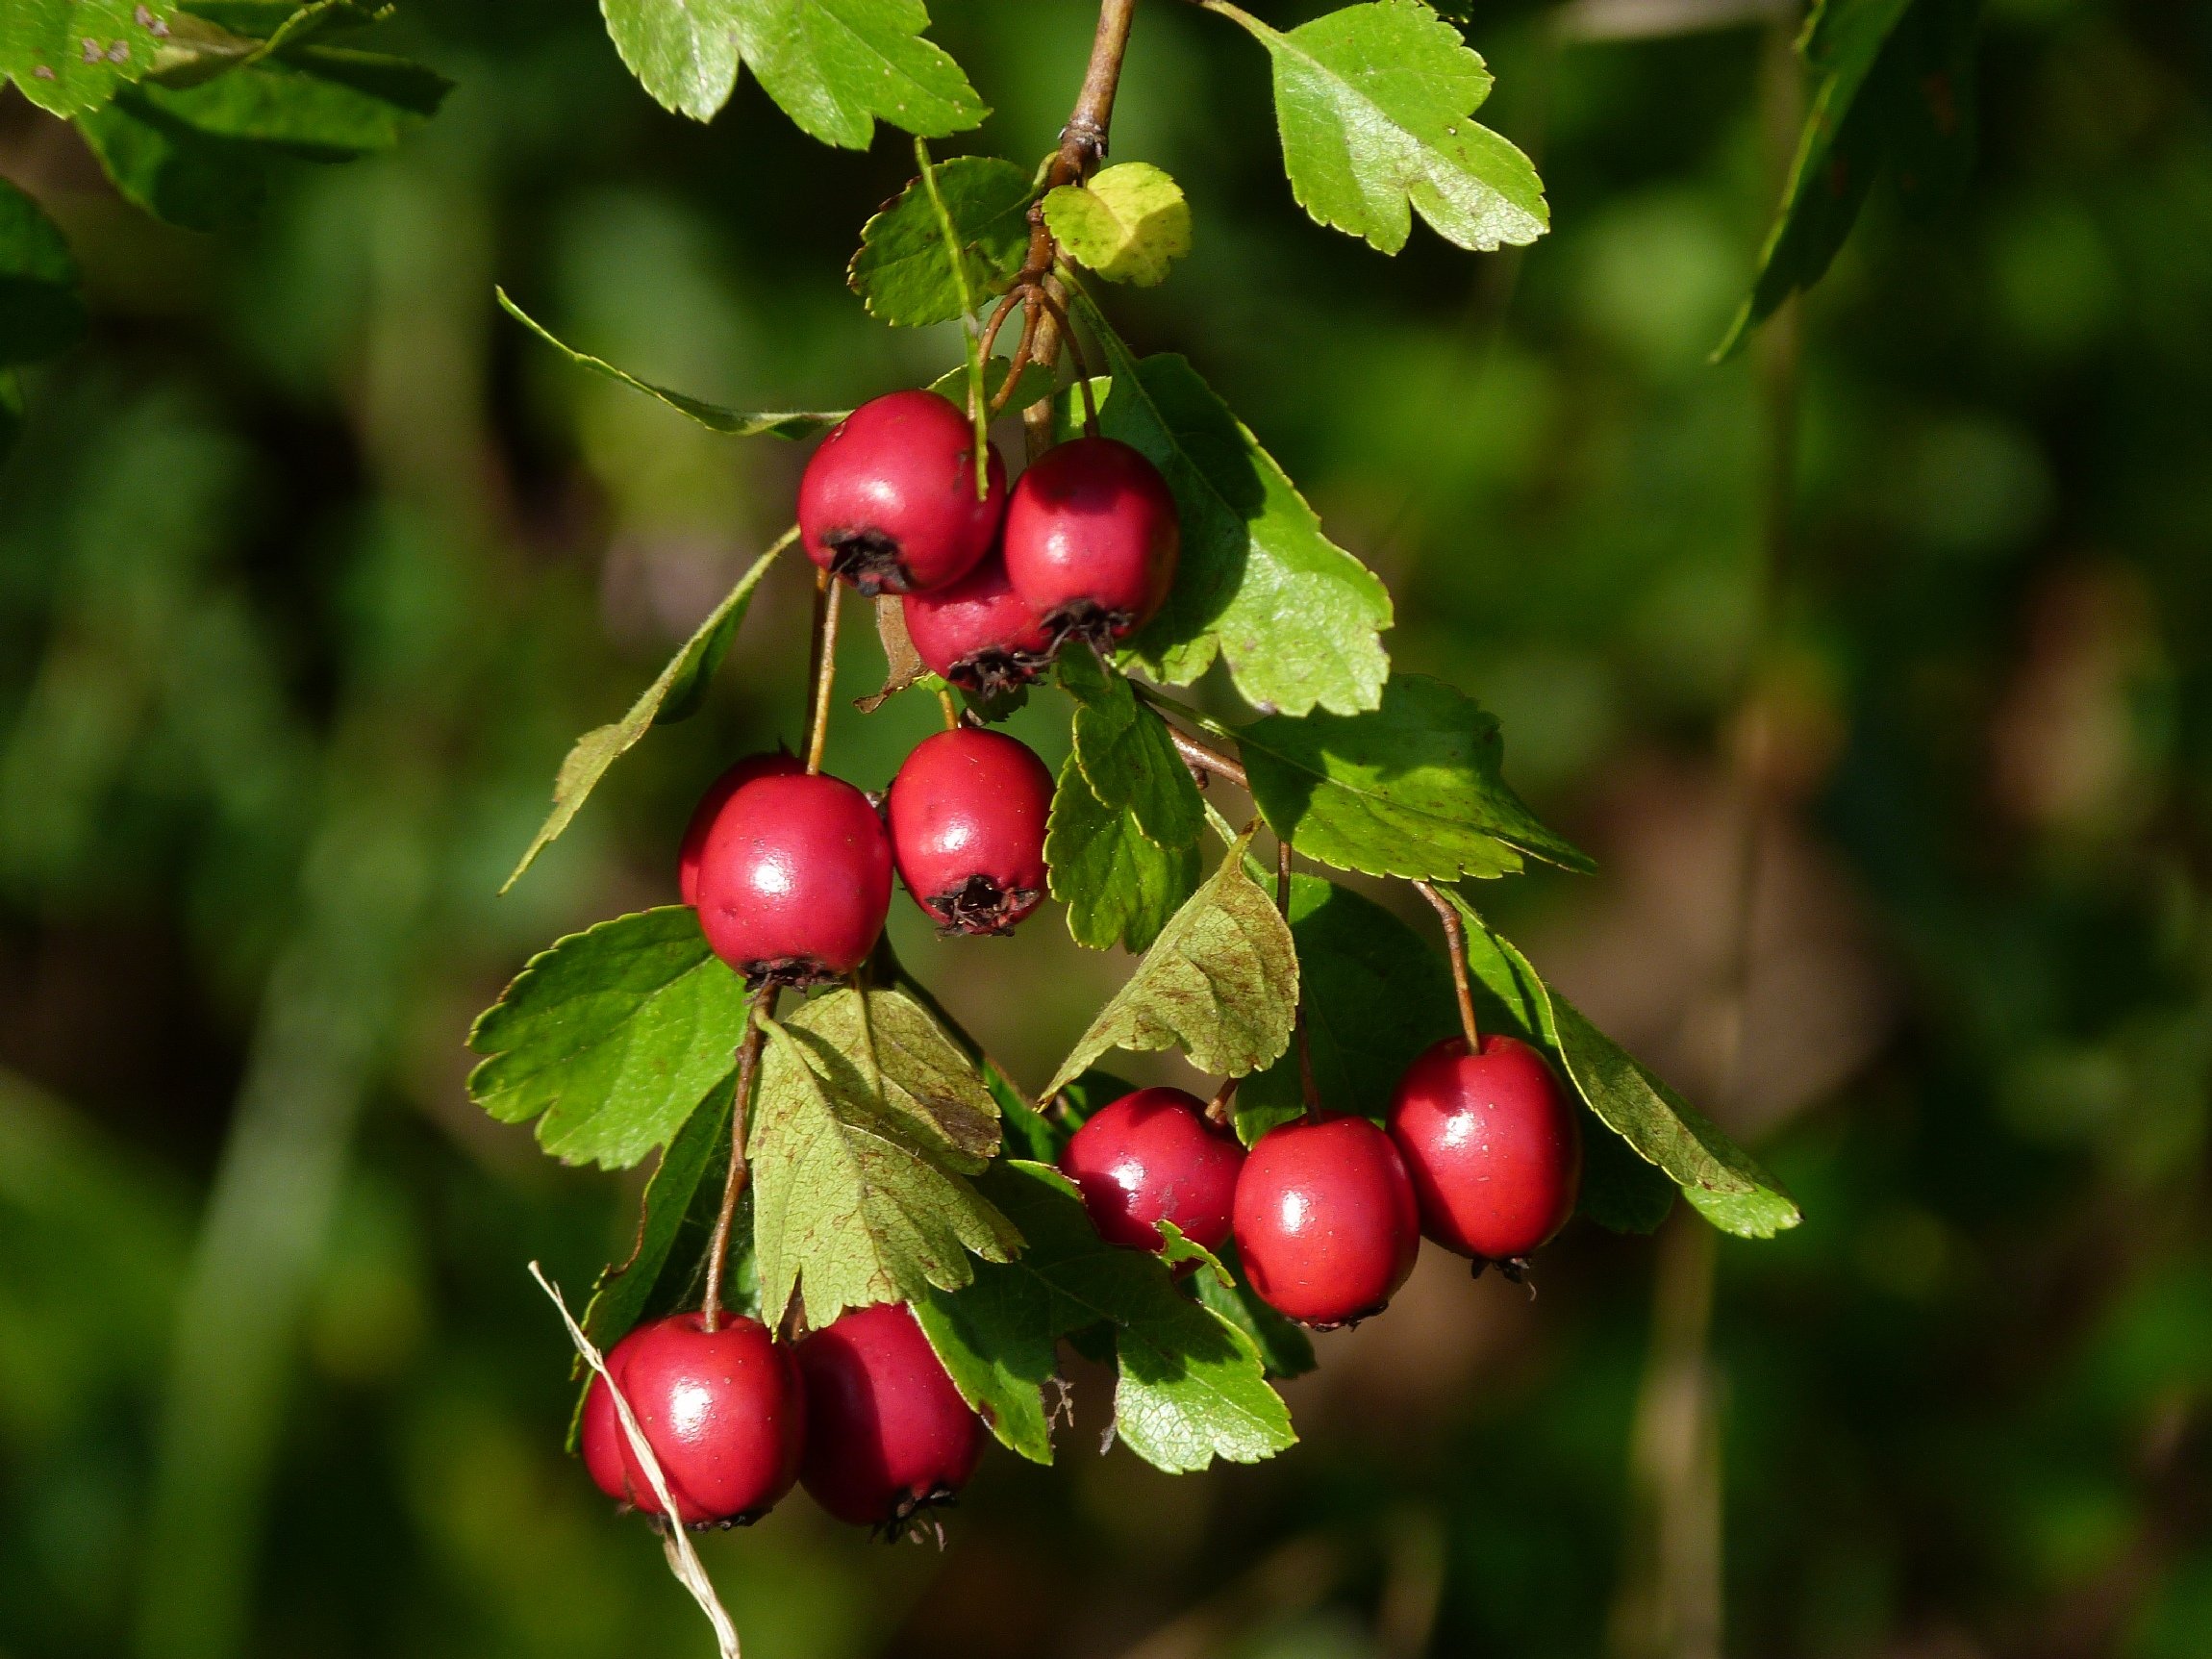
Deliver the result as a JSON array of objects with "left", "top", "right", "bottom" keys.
[
  {"left": 805, "top": 577, "right": 844, "bottom": 775},
  {"left": 1205, "top": 1074, "right": 1240, "bottom": 1126},
  {"left": 1281, "top": 837, "right": 1321, "bottom": 1116},
  {"left": 1413, "top": 881, "right": 1481, "bottom": 1048},
  {"left": 701, "top": 991, "right": 774, "bottom": 1331},
  {"left": 1165, "top": 723, "right": 1248, "bottom": 792}
]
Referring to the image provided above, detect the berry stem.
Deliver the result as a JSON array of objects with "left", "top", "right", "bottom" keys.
[
  {"left": 1164, "top": 722, "right": 1248, "bottom": 792},
  {"left": 805, "top": 573, "right": 843, "bottom": 775},
  {"left": 1204, "top": 1074, "right": 1240, "bottom": 1126},
  {"left": 702, "top": 989, "right": 775, "bottom": 1333},
  {"left": 1414, "top": 880, "right": 1482, "bottom": 1049}
]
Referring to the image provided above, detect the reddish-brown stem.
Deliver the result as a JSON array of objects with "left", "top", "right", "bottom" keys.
[
  {"left": 805, "top": 575, "right": 843, "bottom": 774},
  {"left": 1414, "top": 881, "right": 1481, "bottom": 1049},
  {"left": 701, "top": 992, "right": 775, "bottom": 1331},
  {"left": 1205, "top": 1074, "right": 1240, "bottom": 1126},
  {"left": 1165, "top": 723, "right": 1248, "bottom": 792}
]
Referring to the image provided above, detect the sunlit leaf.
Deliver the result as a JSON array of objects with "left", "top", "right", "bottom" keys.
[
  {"left": 1042, "top": 162, "right": 1190, "bottom": 287},
  {"left": 849, "top": 154, "right": 1032, "bottom": 327},
  {"left": 1045, "top": 751, "right": 1202, "bottom": 954}
]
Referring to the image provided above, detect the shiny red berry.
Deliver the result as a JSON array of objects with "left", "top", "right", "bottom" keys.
[
  {"left": 1001, "top": 436, "right": 1178, "bottom": 647},
  {"left": 795, "top": 1301, "right": 984, "bottom": 1535},
  {"left": 1060, "top": 1087, "right": 1244, "bottom": 1253},
  {"left": 901, "top": 553, "right": 1057, "bottom": 698},
  {"left": 693, "top": 771, "right": 892, "bottom": 988},
  {"left": 1232, "top": 1117, "right": 1421, "bottom": 1328},
  {"left": 799, "top": 390, "right": 1006, "bottom": 595},
  {"left": 1387, "top": 1035, "right": 1582, "bottom": 1268},
  {"left": 886, "top": 727, "right": 1052, "bottom": 935},
  {"left": 678, "top": 751, "right": 804, "bottom": 906},
  {"left": 580, "top": 1313, "right": 805, "bottom": 1527}
]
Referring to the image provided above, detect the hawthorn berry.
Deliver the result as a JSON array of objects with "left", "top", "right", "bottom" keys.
[
  {"left": 901, "top": 553, "right": 1057, "bottom": 697},
  {"left": 1232, "top": 1116, "right": 1421, "bottom": 1328},
  {"left": 1001, "top": 436, "right": 1178, "bottom": 647},
  {"left": 796, "top": 1301, "right": 984, "bottom": 1535},
  {"left": 886, "top": 727, "right": 1053, "bottom": 935},
  {"left": 1387, "top": 1035, "right": 1582, "bottom": 1270},
  {"left": 692, "top": 771, "right": 892, "bottom": 988},
  {"left": 677, "top": 750, "right": 804, "bottom": 907},
  {"left": 579, "top": 1313, "right": 806, "bottom": 1527},
  {"left": 798, "top": 390, "right": 1006, "bottom": 595},
  {"left": 1060, "top": 1087, "right": 1244, "bottom": 1254}
]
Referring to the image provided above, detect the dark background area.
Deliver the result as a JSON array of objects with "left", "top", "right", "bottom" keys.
[{"left": 2, "top": 0, "right": 2209, "bottom": 1656}]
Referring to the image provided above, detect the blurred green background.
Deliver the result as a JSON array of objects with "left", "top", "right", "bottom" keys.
[{"left": 3, "top": 0, "right": 2209, "bottom": 1655}]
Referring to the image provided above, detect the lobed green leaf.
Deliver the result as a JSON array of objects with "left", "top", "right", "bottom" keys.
[
  {"left": 466, "top": 907, "right": 754, "bottom": 1170},
  {"left": 1239, "top": 673, "right": 1594, "bottom": 882},
  {"left": 1073, "top": 308, "right": 1394, "bottom": 718},
  {"left": 748, "top": 987, "right": 1018, "bottom": 1329},
  {"left": 1204, "top": 0, "right": 1546, "bottom": 257},
  {"left": 1045, "top": 751, "right": 1202, "bottom": 955},
  {"left": 1, "top": 0, "right": 178, "bottom": 118},
  {"left": 500, "top": 529, "right": 792, "bottom": 892},
  {"left": 1044, "top": 831, "right": 1299, "bottom": 1098},
  {"left": 916, "top": 1161, "right": 1295, "bottom": 1470},
  {"left": 848, "top": 154, "right": 1032, "bottom": 328},
  {"left": 1058, "top": 648, "right": 1204, "bottom": 853},
  {"left": 1042, "top": 161, "right": 1191, "bottom": 287},
  {"left": 76, "top": 90, "right": 264, "bottom": 231}
]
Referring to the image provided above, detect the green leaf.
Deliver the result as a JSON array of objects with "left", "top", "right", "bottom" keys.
[
  {"left": 133, "top": 44, "right": 449, "bottom": 158},
  {"left": 1203, "top": 0, "right": 1546, "bottom": 256},
  {"left": 1044, "top": 832, "right": 1299, "bottom": 1098},
  {"left": 578, "top": 1078, "right": 752, "bottom": 1354},
  {"left": 915, "top": 1161, "right": 1295, "bottom": 1470},
  {"left": 1239, "top": 673, "right": 1594, "bottom": 882},
  {"left": 1445, "top": 892, "right": 1799, "bottom": 1239},
  {"left": 1575, "top": 1099, "right": 1677, "bottom": 1235},
  {"left": 1181, "top": 1233, "right": 1316, "bottom": 1379},
  {"left": 749, "top": 987, "right": 1018, "bottom": 1328},
  {"left": 1074, "top": 313, "right": 1393, "bottom": 718},
  {"left": 1718, "top": 0, "right": 1977, "bottom": 358},
  {"left": 0, "top": 179, "right": 86, "bottom": 366},
  {"left": 599, "top": 0, "right": 986, "bottom": 142},
  {"left": 1, "top": 0, "right": 177, "bottom": 117},
  {"left": 0, "top": 371, "right": 21, "bottom": 465},
  {"left": 1059, "top": 648, "right": 1204, "bottom": 852},
  {"left": 1238, "top": 873, "right": 1458, "bottom": 1141},
  {"left": 497, "top": 288, "right": 844, "bottom": 438},
  {"left": 76, "top": 90, "right": 264, "bottom": 231},
  {"left": 849, "top": 154, "right": 1031, "bottom": 328},
  {"left": 501, "top": 529, "right": 792, "bottom": 892},
  {"left": 465, "top": 907, "right": 754, "bottom": 1170},
  {"left": 1045, "top": 751, "right": 1202, "bottom": 955},
  {"left": 1041, "top": 161, "right": 1190, "bottom": 287}
]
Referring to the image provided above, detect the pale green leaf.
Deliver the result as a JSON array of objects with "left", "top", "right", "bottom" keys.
[
  {"left": 849, "top": 154, "right": 1031, "bottom": 327},
  {"left": 599, "top": 0, "right": 741, "bottom": 122},
  {"left": 1204, "top": 0, "right": 1546, "bottom": 256},
  {"left": 1044, "top": 832, "right": 1299, "bottom": 1098},
  {"left": 1071, "top": 313, "right": 1392, "bottom": 717},
  {"left": 0, "top": 178, "right": 86, "bottom": 366},
  {"left": 916, "top": 1161, "right": 1295, "bottom": 1470},
  {"left": 1042, "top": 161, "right": 1191, "bottom": 287},
  {"left": 1059, "top": 648, "right": 1203, "bottom": 851},
  {"left": 501, "top": 529, "right": 792, "bottom": 892},
  {"left": 1239, "top": 673, "right": 1594, "bottom": 882},
  {"left": 465, "top": 907, "right": 753, "bottom": 1170},
  {"left": 749, "top": 988, "right": 1018, "bottom": 1329},
  {"left": 1, "top": 0, "right": 177, "bottom": 117},
  {"left": 1045, "top": 751, "right": 1201, "bottom": 954}
]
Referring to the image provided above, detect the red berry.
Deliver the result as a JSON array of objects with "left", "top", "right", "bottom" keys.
[
  {"left": 693, "top": 771, "right": 892, "bottom": 988},
  {"left": 579, "top": 1313, "right": 806, "bottom": 1527},
  {"left": 886, "top": 727, "right": 1052, "bottom": 935},
  {"left": 795, "top": 1302, "right": 984, "bottom": 1534},
  {"left": 1060, "top": 1087, "right": 1244, "bottom": 1253},
  {"left": 901, "top": 553, "right": 1057, "bottom": 698},
  {"left": 678, "top": 751, "right": 804, "bottom": 906},
  {"left": 1001, "top": 437, "right": 1178, "bottom": 647},
  {"left": 799, "top": 390, "right": 1006, "bottom": 595},
  {"left": 1232, "top": 1117, "right": 1420, "bottom": 1328},
  {"left": 1387, "top": 1035, "right": 1582, "bottom": 1267}
]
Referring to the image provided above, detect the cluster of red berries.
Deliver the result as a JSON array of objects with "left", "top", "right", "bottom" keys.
[
  {"left": 801, "top": 387, "right": 1179, "bottom": 693},
  {"left": 1064, "top": 1035, "right": 1583, "bottom": 1328},
  {"left": 683, "top": 387, "right": 1180, "bottom": 974}
]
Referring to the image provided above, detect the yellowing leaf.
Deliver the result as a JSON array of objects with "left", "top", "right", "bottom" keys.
[{"left": 1042, "top": 162, "right": 1191, "bottom": 287}]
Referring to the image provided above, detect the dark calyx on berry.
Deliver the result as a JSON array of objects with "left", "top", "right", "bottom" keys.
[
  {"left": 927, "top": 870, "right": 1042, "bottom": 936},
  {"left": 798, "top": 390, "right": 1006, "bottom": 596}
]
